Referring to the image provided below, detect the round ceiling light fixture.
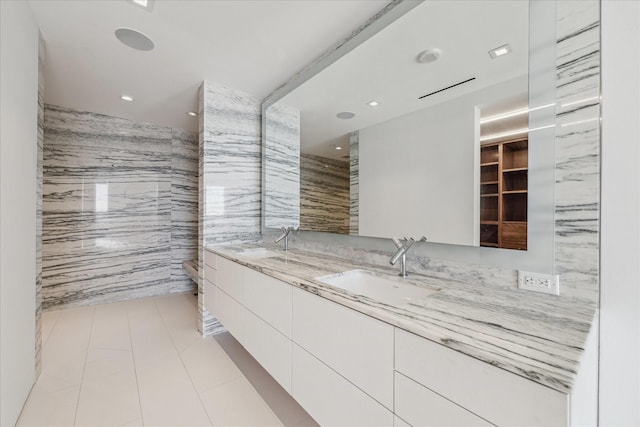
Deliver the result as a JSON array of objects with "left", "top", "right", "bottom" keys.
[
  {"left": 416, "top": 48, "right": 442, "bottom": 64},
  {"left": 187, "top": 111, "right": 198, "bottom": 117},
  {"left": 120, "top": 95, "right": 135, "bottom": 102},
  {"left": 336, "top": 111, "right": 356, "bottom": 120},
  {"left": 115, "top": 28, "right": 155, "bottom": 51}
]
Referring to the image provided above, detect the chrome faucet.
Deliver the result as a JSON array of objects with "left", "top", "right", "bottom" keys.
[
  {"left": 389, "top": 236, "right": 427, "bottom": 277},
  {"left": 274, "top": 226, "right": 292, "bottom": 252}
]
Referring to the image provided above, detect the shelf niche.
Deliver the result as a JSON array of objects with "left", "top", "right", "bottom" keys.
[{"left": 479, "top": 138, "right": 528, "bottom": 250}]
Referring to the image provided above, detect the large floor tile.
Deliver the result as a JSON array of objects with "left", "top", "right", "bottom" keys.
[
  {"left": 26, "top": 292, "right": 309, "bottom": 427},
  {"left": 83, "top": 348, "right": 136, "bottom": 382},
  {"left": 75, "top": 369, "right": 141, "bottom": 427},
  {"left": 16, "top": 385, "right": 80, "bottom": 427},
  {"left": 199, "top": 377, "right": 283, "bottom": 427},
  {"left": 180, "top": 337, "right": 243, "bottom": 393},
  {"left": 90, "top": 303, "right": 131, "bottom": 351},
  {"left": 136, "top": 353, "right": 212, "bottom": 427},
  {"left": 41, "top": 309, "right": 62, "bottom": 346}
]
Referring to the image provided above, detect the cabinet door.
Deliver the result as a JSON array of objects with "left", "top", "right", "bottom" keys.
[
  {"left": 244, "top": 268, "right": 292, "bottom": 338},
  {"left": 292, "top": 344, "right": 393, "bottom": 427},
  {"left": 217, "top": 289, "right": 245, "bottom": 345},
  {"left": 243, "top": 309, "right": 292, "bottom": 393},
  {"left": 292, "top": 288, "right": 394, "bottom": 409},
  {"left": 217, "top": 257, "right": 243, "bottom": 303},
  {"left": 395, "top": 329, "right": 567, "bottom": 426},
  {"left": 394, "top": 372, "right": 491, "bottom": 427}
]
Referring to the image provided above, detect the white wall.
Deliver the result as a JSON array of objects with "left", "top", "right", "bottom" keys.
[
  {"left": 358, "top": 76, "right": 527, "bottom": 245},
  {"left": 599, "top": 1, "right": 640, "bottom": 426},
  {"left": 0, "top": 1, "right": 39, "bottom": 425}
]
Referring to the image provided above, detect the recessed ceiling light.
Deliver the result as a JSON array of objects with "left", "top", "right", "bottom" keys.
[
  {"left": 489, "top": 44, "right": 512, "bottom": 59},
  {"left": 336, "top": 112, "right": 355, "bottom": 120},
  {"left": 187, "top": 111, "right": 198, "bottom": 117},
  {"left": 115, "top": 28, "right": 155, "bottom": 51},
  {"left": 416, "top": 48, "right": 442, "bottom": 64},
  {"left": 120, "top": 95, "right": 134, "bottom": 102},
  {"left": 335, "top": 146, "right": 343, "bottom": 150},
  {"left": 367, "top": 100, "right": 380, "bottom": 107}
]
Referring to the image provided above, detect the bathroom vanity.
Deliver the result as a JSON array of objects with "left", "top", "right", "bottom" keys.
[
  {"left": 202, "top": 245, "right": 597, "bottom": 427},
  {"left": 196, "top": 0, "right": 602, "bottom": 424}
]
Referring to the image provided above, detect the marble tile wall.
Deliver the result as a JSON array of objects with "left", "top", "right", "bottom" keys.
[
  {"left": 285, "top": 0, "right": 600, "bottom": 305},
  {"left": 198, "top": 81, "right": 262, "bottom": 335},
  {"left": 552, "top": 0, "right": 600, "bottom": 302},
  {"left": 171, "top": 129, "right": 199, "bottom": 292},
  {"left": 263, "top": 102, "right": 300, "bottom": 229},
  {"left": 300, "top": 153, "right": 350, "bottom": 234},
  {"left": 349, "top": 131, "right": 359, "bottom": 235},
  {"left": 35, "top": 33, "right": 45, "bottom": 377},
  {"left": 42, "top": 105, "right": 197, "bottom": 309}
]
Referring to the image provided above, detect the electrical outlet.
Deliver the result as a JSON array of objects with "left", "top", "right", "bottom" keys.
[{"left": 517, "top": 270, "right": 560, "bottom": 295}]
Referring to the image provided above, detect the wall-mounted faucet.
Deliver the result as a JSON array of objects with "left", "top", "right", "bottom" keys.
[
  {"left": 274, "top": 226, "right": 292, "bottom": 252},
  {"left": 389, "top": 236, "right": 427, "bottom": 277}
]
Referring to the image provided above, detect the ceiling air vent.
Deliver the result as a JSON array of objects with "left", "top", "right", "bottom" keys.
[{"left": 418, "top": 77, "right": 476, "bottom": 100}]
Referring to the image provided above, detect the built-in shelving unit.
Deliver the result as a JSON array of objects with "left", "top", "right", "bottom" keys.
[{"left": 480, "top": 138, "right": 528, "bottom": 249}]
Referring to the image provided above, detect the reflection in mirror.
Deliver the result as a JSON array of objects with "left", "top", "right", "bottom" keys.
[
  {"left": 263, "top": 0, "right": 565, "bottom": 271},
  {"left": 265, "top": 0, "right": 535, "bottom": 248}
]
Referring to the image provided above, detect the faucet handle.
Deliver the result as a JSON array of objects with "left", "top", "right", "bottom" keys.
[
  {"left": 392, "top": 237, "right": 403, "bottom": 249},
  {"left": 419, "top": 236, "right": 428, "bottom": 242}
]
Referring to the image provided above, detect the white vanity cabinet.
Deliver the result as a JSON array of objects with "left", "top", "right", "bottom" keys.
[
  {"left": 292, "top": 343, "right": 393, "bottom": 427},
  {"left": 203, "top": 249, "right": 292, "bottom": 391},
  {"left": 394, "top": 329, "right": 568, "bottom": 427},
  {"left": 202, "top": 251, "right": 586, "bottom": 427},
  {"left": 292, "top": 287, "right": 394, "bottom": 410},
  {"left": 394, "top": 372, "right": 491, "bottom": 427},
  {"left": 291, "top": 287, "right": 394, "bottom": 426}
]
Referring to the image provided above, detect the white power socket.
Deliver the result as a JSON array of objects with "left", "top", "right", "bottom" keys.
[{"left": 517, "top": 271, "right": 560, "bottom": 295}]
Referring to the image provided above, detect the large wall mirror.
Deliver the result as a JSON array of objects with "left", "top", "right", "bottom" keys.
[{"left": 263, "top": 0, "right": 567, "bottom": 273}]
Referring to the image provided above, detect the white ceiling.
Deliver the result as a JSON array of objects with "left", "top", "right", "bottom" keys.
[
  {"left": 276, "top": 0, "right": 530, "bottom": 160},
  {"left": 27, "top": 0, "right": 390, "bottom": 132}
]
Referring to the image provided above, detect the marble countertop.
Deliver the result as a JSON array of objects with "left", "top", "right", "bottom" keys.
[{"left": 206, "top": 243, "right": 597, "bottom": 394}]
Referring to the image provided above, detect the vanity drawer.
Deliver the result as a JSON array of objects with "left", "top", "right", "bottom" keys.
[
  {"left": 292, "top": 343, "right": 392, "bottom": 427},
  {"left": 292, "top": 287, "right": 394, "bottom": 409},
  {"left": 395, "top": 329, "right": 567, "bottom": 426},
  {"left": 217, "top": 289, "right": 246, "bottom": 345},
  {"left": 394, "top": 371, "right": 490, "bottom": 427},
  {"left": 217, "top": 257, "right": 244, "bottom": 303},
  {"left": 204, "top": 249, "right": 217, "bottom": 269},
  {"left": 244, "top": 308, "right": 292, "bottom": 393},
  {"left": 244, "top": 268, "right": 292, "bottom": 338}
]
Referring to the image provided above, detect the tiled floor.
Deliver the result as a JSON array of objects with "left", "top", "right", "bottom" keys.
[{"left": 17, "top": 292, "right": 317, "bottom": 427}]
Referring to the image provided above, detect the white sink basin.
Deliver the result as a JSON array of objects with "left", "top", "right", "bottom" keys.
[
  {"left": 315, "top": 269, "right": 438, "bottom": 306},
  {"left": 233, "top": 248, "right": 281, "bottom": 259}
]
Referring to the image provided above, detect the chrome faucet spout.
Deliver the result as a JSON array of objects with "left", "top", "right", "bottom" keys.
[
  {"left": 389, "top": 237, "right": 415, "bottom": 277},
  {"left": 274, "top": 226, "right": 292, "bottom": 251}
]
